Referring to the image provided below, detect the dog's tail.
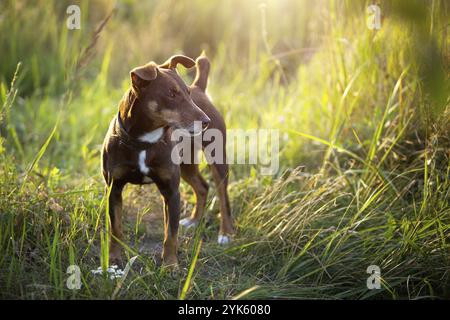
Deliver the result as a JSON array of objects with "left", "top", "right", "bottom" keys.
[{"left": 192, "top": 51, "right": 210, "bottom": 92}]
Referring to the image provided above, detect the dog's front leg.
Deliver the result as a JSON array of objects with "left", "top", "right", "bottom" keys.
[
  {"left": 108, "top": 180, "right": 125, "bottom": 265},
  {"left": 159, "top": 186, "right": 181, "bottom": 266}
]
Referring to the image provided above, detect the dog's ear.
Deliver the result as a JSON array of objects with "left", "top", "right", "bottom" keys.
[
  {"left": 159, "top": 55, "right": 195, "bottom": 69},
  {"left": 130, "top": 62, "right": 158, "bottom": 88}
]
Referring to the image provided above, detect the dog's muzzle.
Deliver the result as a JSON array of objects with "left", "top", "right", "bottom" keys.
[{"left": 178, "top": 118, "right": 210, "bottom": 136}]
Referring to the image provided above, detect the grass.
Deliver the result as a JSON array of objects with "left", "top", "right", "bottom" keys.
[{"left": 0, "top": 0, "right": 449, "bottom": 299}]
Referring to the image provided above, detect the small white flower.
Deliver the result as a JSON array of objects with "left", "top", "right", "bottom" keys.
[
  {"left": 90, "top": 256, "right": 138, "bottom": 280},
  {"left": 91, "top": 265, "right": 125, "bottom": 279}
]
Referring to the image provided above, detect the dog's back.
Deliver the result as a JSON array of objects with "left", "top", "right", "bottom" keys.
[
  {"left": 188, "top": 54, "right": 234, "bottom": 241},
  {"left": 190, "top": 54, "right": 227, "bottom": 144}
]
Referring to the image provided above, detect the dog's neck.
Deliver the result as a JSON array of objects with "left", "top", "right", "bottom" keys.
[
  {"left": 118, "top": 89, "right": 164, "bottom": 144},
  {"left": 117, "top": 89, "right": 165, "bottom": 144}
]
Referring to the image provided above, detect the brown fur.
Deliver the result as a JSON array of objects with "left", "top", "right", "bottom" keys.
[{"left": 101, "top": 54, "right": 234, "bottom": 266}]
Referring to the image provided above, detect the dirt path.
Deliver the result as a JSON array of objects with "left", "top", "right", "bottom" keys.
[
  {"left": 122, "top": 184, "right": 194, "bottom": 263},
  {"left": 123, "top": 184, "right": 165, "bottom": 258}
]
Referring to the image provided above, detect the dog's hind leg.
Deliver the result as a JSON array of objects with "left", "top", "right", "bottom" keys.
[
  {"left": 210, "top": 163, "right": 235, "bottom": 244},
  {"left": 108, "top": 180, "right": 125, "bottom": 265},
  {"left": 180, "top": 164, "right": 209, "bottom": 229}
]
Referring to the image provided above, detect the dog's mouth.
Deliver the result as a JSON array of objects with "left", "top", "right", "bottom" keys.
[{"left": 174, "top": 121, "right": 209, "bottom": 137}]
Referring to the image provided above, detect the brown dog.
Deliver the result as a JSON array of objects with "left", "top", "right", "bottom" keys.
[{"left": 101, "top": 54, "right": 234, "bottom": 266}]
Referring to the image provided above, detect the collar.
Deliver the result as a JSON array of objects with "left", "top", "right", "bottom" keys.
[{"left": 115, "top": 112, "right": 164, "bottom": 150}]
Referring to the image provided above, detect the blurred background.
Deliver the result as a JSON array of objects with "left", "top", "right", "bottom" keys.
[
  {"left": 0, "top": 0, "right": 449, "bottom": 299},
  {"left": 0, "top": 0, "right": 448, "bottom": 174}
]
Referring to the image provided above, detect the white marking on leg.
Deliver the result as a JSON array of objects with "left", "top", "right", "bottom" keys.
[
  {"left": 138, "top": 127, "right": 164, "bottom": 144},
  {"left": 217, "top": 235, "right": 231, "bottom": 245},
  {"left": 138, "top": 151, "right": 149, "bottom": 175},
  {"left": 180, "top": 218, "right": 197, "bottom": 229},
  {"left": 142, "top": 176, "right": 152, "bottom": 183}
]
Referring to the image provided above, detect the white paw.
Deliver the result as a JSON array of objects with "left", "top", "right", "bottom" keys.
[
  {"left": 217, "top": 235, "right": 231, "bottom": 245},
  {"left": 180, "top": 218, "right": 197, "bottom": 229}
]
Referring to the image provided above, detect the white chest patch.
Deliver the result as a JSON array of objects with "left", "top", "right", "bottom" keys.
[
  {"left": 142, "top": 176, "right": 153, "bottom": 183},
  {"left": 138, "top": 151, "right": 150, "bottom": 175},
  {"left": 138, "top": 127, "right": 164, "bottom": 144}
]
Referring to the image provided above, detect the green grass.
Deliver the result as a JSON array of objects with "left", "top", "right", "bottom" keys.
[{"left": 0, "top": 0, "right": 449, "bottom": 299}]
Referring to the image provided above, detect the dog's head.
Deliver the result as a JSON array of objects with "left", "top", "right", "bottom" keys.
[{"left": 129, "top": 55, "right": 210, "bottom": 135}]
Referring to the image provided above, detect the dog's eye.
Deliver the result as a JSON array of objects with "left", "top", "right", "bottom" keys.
[{"left": 169, "top": 88, "right": 178, "bottom": 98}]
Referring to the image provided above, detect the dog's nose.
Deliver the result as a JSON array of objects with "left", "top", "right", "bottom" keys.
[{"left": 202, "top": 117, "right": 211, "bottom": 131}]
